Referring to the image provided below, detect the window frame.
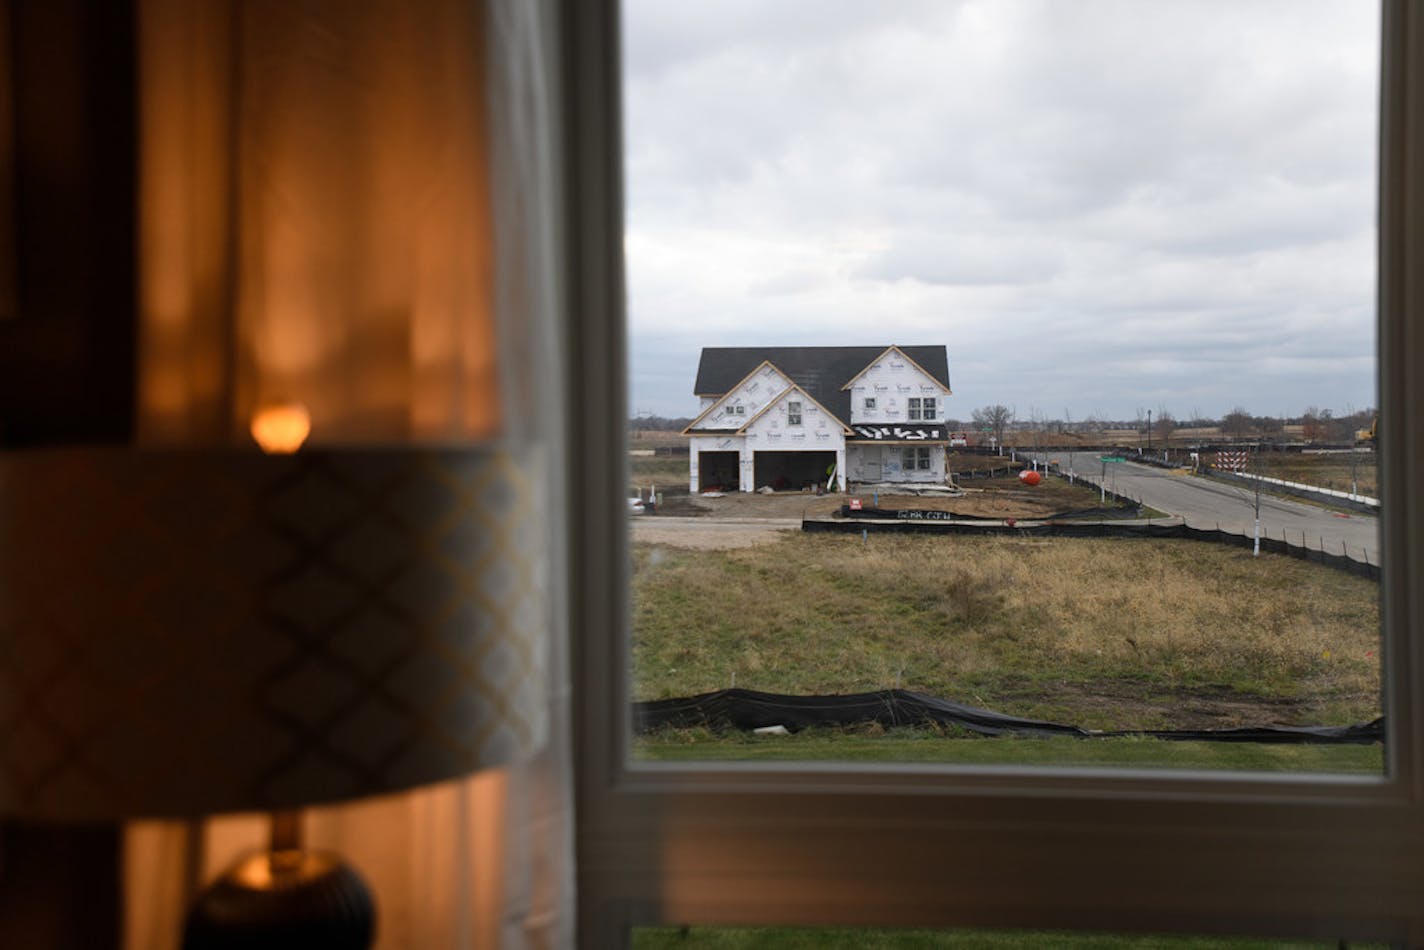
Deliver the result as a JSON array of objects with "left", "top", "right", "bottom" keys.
[
  {"left": 865, "top": 396, "right": 876, "bottom": 411},
  {"left": 908, "top": 397, "right": 924, "bottom": 421},
  {"left": 906, "top": 445, "right": 930, "bottom": 471},
  {"left": 564, "top": 2, "right": 1424, "bottom": 945},
  {"left": 787, "top": 400, "right": 802, "bottom": 426}
]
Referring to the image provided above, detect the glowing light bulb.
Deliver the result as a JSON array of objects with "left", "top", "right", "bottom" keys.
[{"left": 250, "top": 402, "right": 311, "bottom": 454}]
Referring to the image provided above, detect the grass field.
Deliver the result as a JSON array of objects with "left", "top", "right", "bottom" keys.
[
  {"left": 630, "top": 453, "right": 690, "bottom": 489},
  {"left": 633, "top": 926, "right": 1386, "bottom": 949},
  {"left": 1259, "top": 452, "right": 1378, "bottom": 497},
  {"left": 632, "top": 534, "right": 1380, "bottom": 734},
  {"left": 636, "top": 726, "right": 1382, "bottom": 772}
]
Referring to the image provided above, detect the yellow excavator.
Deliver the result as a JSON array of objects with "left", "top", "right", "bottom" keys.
[{"left": 1355, "top": 416, "right": 1378, "bottom": 446}]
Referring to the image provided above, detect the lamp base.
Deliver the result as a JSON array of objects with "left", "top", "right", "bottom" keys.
[{"left": 181, "top": 850, "right": 374, "bottom": 950}]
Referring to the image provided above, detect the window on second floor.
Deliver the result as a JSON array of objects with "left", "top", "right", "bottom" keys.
[
  {"left": 787, "top": 401, "right": 802, "bottom": 426},
  {"left": 907, "top": 397, "right": 935, "bottom": 421}
]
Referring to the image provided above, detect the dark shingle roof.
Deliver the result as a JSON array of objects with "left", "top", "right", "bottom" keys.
[{"left": 693, "top": 346, "right": 951, "bottom": 426}]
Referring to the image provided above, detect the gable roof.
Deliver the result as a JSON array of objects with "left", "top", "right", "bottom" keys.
[
  {"left": 839, "top": 345, "right": 948, "bottom": 393},
  {"left": 734, "top": 379, "right": 854, "bottom": 435},
  {"left": 693, "top": 346, "right": 951, "bottom": 425},
  {"left": 681, "top": 360, "right": 788, "bottom": 434}
]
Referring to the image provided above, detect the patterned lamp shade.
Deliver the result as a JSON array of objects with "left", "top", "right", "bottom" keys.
[{"left": 0, "top": 445, "right": 546, "bottom": 820}]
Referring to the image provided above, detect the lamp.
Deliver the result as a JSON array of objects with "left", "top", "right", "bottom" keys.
[
  {"left": 0, "top": 440, "right": 547, "bottom": 946},
  {"left": 249, "top": 403, "right": 313, "bottom": 455},
  {"left": 0, "top": 0, "right": 548, "bottom": 944}
]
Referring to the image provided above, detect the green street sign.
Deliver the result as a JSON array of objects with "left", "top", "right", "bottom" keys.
[{"left": 1099, "top": 456, "right": 1126, "bottom": 463}]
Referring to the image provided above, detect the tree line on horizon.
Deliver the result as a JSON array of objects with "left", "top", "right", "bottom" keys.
[
  {"left": 965, "top": 404, "right": 1377, "bottom": 446},
  {"left": 630, "top": 405, "right": 1377, "bottom": 446}
]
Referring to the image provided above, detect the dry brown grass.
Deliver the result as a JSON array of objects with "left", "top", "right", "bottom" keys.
[
  {"left": 632, "top": 534, "right": 1380, "bottom": 730},
  {"left": 629, "top": 454, "right": 689, "bottom": 489},
  {"left": 1261, "top": 453, "right": 1379, "bottom": 497}
]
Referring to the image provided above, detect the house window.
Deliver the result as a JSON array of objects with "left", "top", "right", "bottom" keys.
[
  {"left": 731, "top": 404, "right": 746, "bottom": 416},
  {"left": 908, "top": 397, "right": 936, "bottom": 421},
  {"left": 864, "top": 397, "right": 876, "bottom": 410},
  {"left": 787, "top": 401, "right": 802, "bottom": 425},
  {"left": 905, "top": 445, "right": 931, "bottom": 470}
]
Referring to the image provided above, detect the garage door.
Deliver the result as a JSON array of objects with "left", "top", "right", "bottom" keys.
[
  {"left": 697, "top": 451, "right": 740, "bottom": 491},
  {"left": 753, "top": 451, "right": 836, "bottom": 492}
]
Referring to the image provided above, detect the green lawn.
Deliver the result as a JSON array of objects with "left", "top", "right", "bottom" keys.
[
  {"left": 633, "top": 926, "right": 1385, "bottom": 950},
  {"left": 636, "top": 727, "right": 1381, "bottom": 773}
]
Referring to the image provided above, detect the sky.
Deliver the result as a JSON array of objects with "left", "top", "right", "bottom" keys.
[{"left": 621, "top": 0, "right": 1380, "bottom": 424}]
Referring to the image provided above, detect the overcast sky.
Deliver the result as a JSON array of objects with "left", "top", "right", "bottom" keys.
[{"left": 621, "top": 1, "right": 1379, "bottom": 423}]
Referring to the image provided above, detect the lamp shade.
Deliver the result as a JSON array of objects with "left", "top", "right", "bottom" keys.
[{"left": 0, "top": 445, "right": 546, "bottom": 820}]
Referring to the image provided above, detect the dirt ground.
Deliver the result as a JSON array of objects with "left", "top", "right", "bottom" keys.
[
  {"left": 651, "top": 473, "right": 1114, "bottom": 522},
  {"left": 629, "top": 517, "right": 796, "bottom": 550},
  {"left": 632, "top": 474, "right": 1112, "bottom": 550}
]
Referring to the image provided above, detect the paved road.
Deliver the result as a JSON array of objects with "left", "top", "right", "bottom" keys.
[{"left": 1033, "top": 451, "right": 1380, "bottom": 565}]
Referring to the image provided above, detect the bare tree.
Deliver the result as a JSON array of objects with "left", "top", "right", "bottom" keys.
[
  {"left": 1027, "top": 407, "right": 1050, "bottom": 453},
  {"left": 972, "top": 404, "right": 1014, "bottom": 450},
  {"left": 1222, "top": 407, "right": 1253, "bottom": 438},
  {"left": 1155, "top": 405, "right": 1176, "bottom": 446},
  {"left": 1301, "top": 406, "right": 1335, "bottom": 443}
]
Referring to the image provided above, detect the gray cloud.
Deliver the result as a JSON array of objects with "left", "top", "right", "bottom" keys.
[{"left": 622, "top": 0, "right": 1380, "bottom": 420}]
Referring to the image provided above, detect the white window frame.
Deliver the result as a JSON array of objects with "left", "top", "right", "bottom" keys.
[
  {"left": 564, "top": 3, "right": 1424, "bottom": 946},
  {"left": 787, "top": 400, "right": 802, "bottom": 426},
  {"left": 865, "top": 396, "right": 876, "bottom": 411},
  {"left": 908, "top": 397, "right": 924, "bottom": 420},
  {"left": 905, "top": 445, "right": 931, "bottom": 471}
]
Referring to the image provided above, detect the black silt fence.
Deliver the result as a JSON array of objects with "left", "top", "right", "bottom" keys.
[
  {"left": 840, "top": 504, "right": 1141, "bottom": 522},
  {"left": 634, "top": 688, "right": 1382, "bottom": 745},
  {"left": 951, "top": 466, "right": 1020, "bottom": 481},
  {"left": 1049, "top": 467, "right": 1142, "bottom": 510},
  {"left": 803, "top": 518, "right": 1379, "bottom": 581},
  {"left": 1202, "top": 468, "right": 1379, "bottom": 517}
]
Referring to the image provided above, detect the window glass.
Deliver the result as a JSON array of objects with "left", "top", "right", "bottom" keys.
[{"left": 625, "top": 1, "right": 1381, "bottom": 772}]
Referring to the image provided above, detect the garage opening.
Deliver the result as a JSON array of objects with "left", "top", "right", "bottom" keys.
[
  {"left": 753, "top": 451, "right": 836, "bottom": 492},
  {"left": 697, "top": 451, "right": 740, "bottom": 491}
]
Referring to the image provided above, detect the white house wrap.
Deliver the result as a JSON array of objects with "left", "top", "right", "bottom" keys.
[{"left": 684, "top": 346, "right": 952, "bottom": 493}]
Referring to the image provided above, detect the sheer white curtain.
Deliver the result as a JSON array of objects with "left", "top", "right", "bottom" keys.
[{"left": 124, "top": 0, "right": 572, "bottom": 946}]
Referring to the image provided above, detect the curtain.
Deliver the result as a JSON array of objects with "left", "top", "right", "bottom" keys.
[
  {"left": 124, "top": 0, "right": 572, "bottom": 946},
  {"left": 0, "top": 1, "right": 15, "bottom": 324}
]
